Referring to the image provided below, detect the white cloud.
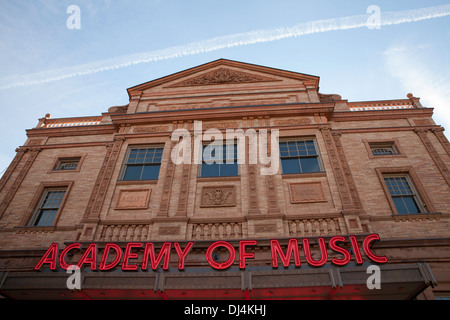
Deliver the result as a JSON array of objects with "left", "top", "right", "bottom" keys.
[
  {"left": 1, "top": 3, "right": 449, "bottom": 90},
  {"left": 383, "top": 44, "right": 450, "bottom": 132}
]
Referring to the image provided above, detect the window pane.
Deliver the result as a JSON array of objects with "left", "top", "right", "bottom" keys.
[
  {"left": 203, "top": 145, "right": 223, "bottom": 163},
  {"left": 281, "top": 158, "right": 300, "bottom": 174},
  {"left": 201, "top": 162, "right": 220, "bottom": 177},
  {"left": 372, "top": 148, "right": 394, "bottom": 155},
  {"left": 127, "top": 147, "right": 164, "bottom": 164},
  {"left": 402, "top": 196, "right": 421, "bottom": 214},
  {"left": 279, "top": 144, "right": 289, "bottom": 157},
  {"left": 127, "top": 149, "right": 138, "bottom": 163},
  {"left": 371, "top": 143, "right": 397, "bottom": 156},
  {"left": 305, "top": 141, "right": 317, "bottom": 155},
  {"left": 123, "top": 147, "right": 164, "bottom": 180},
  {"left": 279, "top": 140, "right": 316, "bottom": 157},
  {"left": 392, "top": 197, "right": 409, "bottom": 214},
  {"left": 34, "top": 209, "right": 58, "bottom": 226},
  {"left": 153, "top": 149, "right": 163, "bottom": 162},
  {"left": 220, "top": 163, "right": 238, "bottom": 176},
  {"left": 287, "top": 142, "right": 298, "bottom": 156},
  {"left": 42, "top": 191, "right": 65, "bottom": 209},
  {"left": 123, "top": 165, "right": 142, "bottom": 180},
  {"left": 300, "top": 157, "right": 320, "bottom": 173},
  {"left": 141, "top": 164, "right": 160, "bottom": 180},
  {"left": 224, "top": 144, "right": 238, "bottom": 161},
  {"left": 384, "top": 177, "right": 413, "bottom": 195},
  {"left": 135, "top": 149, "right": 147, "bottom": 163},
  {"left": 60, "top": 162, "right": 78, "bottom": 170},
  {"left": 393, "top": 196, "right": 420, "bottom": 215}
]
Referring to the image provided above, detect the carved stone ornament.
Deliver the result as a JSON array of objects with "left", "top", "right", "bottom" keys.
[
  {"left": 274, "top": 118, "right": 312, "bottom": 126},
  {"left": 107, "top": 105, "right": 128, "bottom": 113},
  {"left": 132, "top": 125, "right": 169, "bottom": 133},
  {"left": 254, "top": 223, "right": 277, "bottom": 233},
  {"left": 200, "top": 186, "right": 236, "bottom": 207},
  {"left": 168, "top": 68, "right": 277, "bottom": 87},
  {"left": 158, "top": 226, "right": 180, "bottom": 236},
  {"left": 116, "top": 189, "right": 150, "bottom": 210},
  {"left": 318, "top": 93, "right": 342, "bottom": 102},
  {"left": 289, "top": 182, "right": 326, "bottom": 203}
]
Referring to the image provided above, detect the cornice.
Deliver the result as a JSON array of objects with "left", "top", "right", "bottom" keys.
[
  {"left": 26, "top": 124, "right": 116, "bottom": 138},
  {"left": 331, "top": 107, "right": 434, "bottom": 122},
  {"left": 374, "top": 237, "right": 450, "bottom": 249},
  {"left": 334, "top": 125, "right": 443, "bottom": 134},
  {"left": 110, "top": 102, "right": 335, "bottom": 126}
]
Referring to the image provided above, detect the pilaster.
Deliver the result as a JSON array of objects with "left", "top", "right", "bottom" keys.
[
  {"left": 0, "top": 147, "right": 41, "bottom": 219},
  {"left": 319, "top": 127, "right": 364, "bottom": 233},
  {"left": 415, "top": 128, "right": 450, "bottom": 187}
]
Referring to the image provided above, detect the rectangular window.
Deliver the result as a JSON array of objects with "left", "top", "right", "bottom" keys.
[
  {"left": 364, "top": 139, "right": 404, "bottom": 159},
  {"left": 200, "top": 144, "right": 238, "bottom": 177},
  {"left": 122, "top": 146, "right": 163, "bottom": 181},
  {"left": 383, "top": 175, "right": 425, "bottom": 214},
  {"left": 370, "top": 143, "right": 398, "bottom": 156},
  {"left": 55, "top": 157, "right": 81, "bottom": 171},
  {"left": 30, "top": 189, "right": 66, "bottom": 226},
  {"left": 279, "top": 139, "right": 322, "bottom": 174}
]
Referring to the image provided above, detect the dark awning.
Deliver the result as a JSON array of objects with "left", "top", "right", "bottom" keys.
[{"left": 0, "top": 262, "right": 436, "bottom": 300}]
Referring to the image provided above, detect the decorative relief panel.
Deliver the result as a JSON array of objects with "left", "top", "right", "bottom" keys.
[
  {"left": 200, "top": 186, "right": 236, "bottom": 207},
  {"left": 274, "top": 118, "right": 312, "bottom": 126},
  {"left": 132, "top": 125, "right": 169, "bottom": 133},
  {"left": 202, "top": 121, "right": 240, "bottom": 130},
  {"left": 83, "top": 137, "right": 125, "bottom": 221},
  {"left": 319, "top": 127, "right": 354, "bottom": 210},
  {"left": 254, "top": 223, "right": 277, "bottom": 233},
  {"left": 157, "top": 141, "right": 176, "bottom": 217},
  {"left": 116, "top": 189, "right": 151, "bottom": 210},
  {"left": 158, "top": 226, "right": 180, "bottom": 236},
  {"left": 289, "top": 182, "right": 326, "bottom": 203},
  {"left": 168, "top": 68, "right": 278, "bottom": 87}
]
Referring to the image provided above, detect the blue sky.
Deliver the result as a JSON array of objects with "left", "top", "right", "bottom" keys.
[{"left": 0, "top": 0, "right": 449, "bottom": 174}]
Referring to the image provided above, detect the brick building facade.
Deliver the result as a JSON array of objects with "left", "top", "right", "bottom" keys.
[{"left": 0, "top": 59, "right": 448, "bottom": 300}]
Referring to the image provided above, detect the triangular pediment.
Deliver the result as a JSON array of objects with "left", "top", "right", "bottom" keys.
[
  {"left": 166, "top": 67, "right": 279, "bottom": 87},
  {"left": 127, "top": 59, "right": 320, "bottom": 97}
]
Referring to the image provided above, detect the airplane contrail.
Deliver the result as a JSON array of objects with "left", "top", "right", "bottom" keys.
[{"left": 1, "top": 4, "right": 449, "bottom": 90}]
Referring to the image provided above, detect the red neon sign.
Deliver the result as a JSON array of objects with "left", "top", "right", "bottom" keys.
[
  {"left": 328, "top": 236, "right": 351, "bottom": 266},
  {"left": 34, "top": 234, "right": 387, "bottom": 271},
  {"left": 99, "top": 243, "right": 122, "bottom": 271},
  {"left": 206, "top": 240, "right": 236, "bottom": 270},
  {"left": 270, "top": 238, "right": 301, "bottom": 268}
]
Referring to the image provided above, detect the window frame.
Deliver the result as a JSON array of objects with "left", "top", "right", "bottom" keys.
[
  {"left": 29, "top": 188, "right": 67, "bottom": 227},
  {"left": 371, "top": 144, "right": 398, "bottom": 156},
  {"left": 382, "top": 174, "right": 425, "bottom": 215},
  {"left": 49, "top": 154, "right": 86, "bottom": 173},
  {"left": 119, "top": 145, "right": 165, "bottom": 181},
  {"left": 363, "top": 139, "right": 405, "bottom": 159},
  {"left": 55, "top": 157, "right": 80, "bottom": 170},
  {"left": 375, "top": 167, "right": 435, "bottom": 216},
  {"left": 21, "top": 181, "right": 73, "bottom": 228},
  {"left": 278, "top": 137, "right": 324, "bottom": 175}
]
